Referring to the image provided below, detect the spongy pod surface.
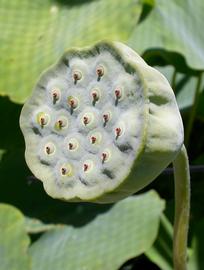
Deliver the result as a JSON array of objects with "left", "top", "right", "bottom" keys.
[{"left": 20, "top": 41, "right": 183, "bottom": 203}]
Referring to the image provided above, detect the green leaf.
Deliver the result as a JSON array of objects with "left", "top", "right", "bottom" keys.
[
  {"left": 0, "top": 149, "right": 6, "bottom": 163},
  {"left": 155, "top": 66, "right": 204, "bottom": 110},
  {"left": 128, "top": 0, "right": 204, "bottom": 70},
  {"left": 29, "top": 191, "right": 164, "bottom": 270},
  {"left": 175, "top": 75, "right": 203, "bottom": 111},
  {"left": 25, "top": 217, "right": 61, "bottom": 234},
  {"left": 0, "top": 0, "right": 142, "bottom": 103},
  {"left": 188, "top": 219, "right": 204, "bottom": 270},
  {"left": 145, "top": 214, "right": 173, "bottom": 270},
  {"left": 141, "top": 0, "right": 155, "bottom": 5},
  {"left": 0, "top": 204, "right": 31, "bottom": 270}
]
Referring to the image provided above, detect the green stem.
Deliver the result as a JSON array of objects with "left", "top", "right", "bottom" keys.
[
  {"left": 185, "top": 73, "right": 203, "bottom": 147},
  {"left": 173, "top": 145, "right": 190, "bottom": 270}
]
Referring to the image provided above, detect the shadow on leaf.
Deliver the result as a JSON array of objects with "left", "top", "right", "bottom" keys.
[{"left": 52, "top": 0, "right": 96, "bottom": 7}]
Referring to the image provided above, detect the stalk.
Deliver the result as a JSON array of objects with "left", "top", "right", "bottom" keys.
[{"left": 173, "top": 145, "right": 190, "bottom": 270}]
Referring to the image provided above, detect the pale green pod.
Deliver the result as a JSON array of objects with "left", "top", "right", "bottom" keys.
[{"left": 20, "top": 41, "right": 183, "bottom": 203}]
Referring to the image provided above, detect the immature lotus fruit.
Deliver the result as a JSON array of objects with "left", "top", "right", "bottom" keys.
[{"left": 20, "top": 41, "right": 184, "bottom": 203}]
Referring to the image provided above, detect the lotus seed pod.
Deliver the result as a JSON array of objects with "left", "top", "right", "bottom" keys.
[{"left": 20, "top": 41, "right": 184, "bottom": 203}]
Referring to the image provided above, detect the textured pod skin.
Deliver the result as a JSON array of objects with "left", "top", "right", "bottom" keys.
[{"left": 20, "top": 41, "right": 183, "bottom": 203}]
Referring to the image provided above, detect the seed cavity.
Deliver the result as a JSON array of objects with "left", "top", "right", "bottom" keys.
[
  {"left": 102, "top": 111, "right": 111, "bottom": 126},
  {"left": 114, "top": 88, "right": 123, "bottom": 105},
  {"left": 83, "top": 160, "right": 93, "bottom": 173},
  {"left": 82, "top": 112, "right": 94, "bottom": 126},
  {"left": 44, "top": 142, "right": 56, "bottom": 155},
  {"left": 91, "top": 136, "right": 96, "bottom": 144},
  {"left": 96, "top": 65, "right": 104, "bottom": 81},
  {"left": 61, "top": 168, "right": 67, "bottom": 175},
  {"left": 51, "top": 88, "right": 61, "bottom": 104},
  {"left": 37, "top": 112, "right": 50, "bottom": 128},
  {"left": 60, "top": 163, "right": 73, "bottom": 177},
  {"left": 55, "top": 116, "right": 68, "bottom": 130},
  {"left": 83, "top": 116, "right": 88, "bottom": 125},
  {"left": 115, "top": 89, "right": 121, "bottom": 98},
  {"left": 68, "top": 96, "right": 79, "bottom": 112},
  {"left": 73, "top": 70, "right": 82, "bottom": 84},
  {"left": 40, "top": 118, "right": 45, "bottom": 126},
  {"left": 101, "top": 149, "right": 111, "bottom": 163},
  {"left": 91, "top": 88, "right": 100, "bottom": 105},
  {"left": 115, "top": 127, "right": 122, "bottom": 139},
  {"left": 69, "top": 143, "right": 73, "bottom": 149},
  {"left": 84, "top": 163, "right": 88, "bottom": 172},
  {"left": 89, "top": 132, "right": 102, "bottom": 145},
  {"left": 46, "top": 146, "right": 51, "bottom": 154},
  {"left": 68, "top": 138, "right": 79, "bottom": 151}
]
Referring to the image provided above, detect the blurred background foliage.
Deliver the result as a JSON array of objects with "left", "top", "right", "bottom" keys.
[{"left": 0, "top": 0, "right": 204, "bottom": 269}]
